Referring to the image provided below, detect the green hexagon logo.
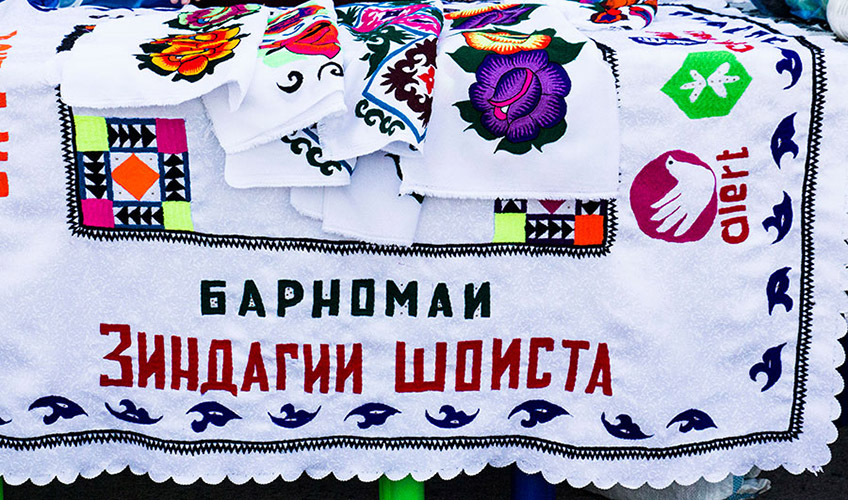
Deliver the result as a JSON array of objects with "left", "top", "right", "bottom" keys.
[{"left": 662, "top": 51, "right": 752, "bottom": 119}]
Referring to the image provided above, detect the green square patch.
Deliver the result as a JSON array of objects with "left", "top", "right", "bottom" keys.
[
  {"left": 493, "top": 213, "right": 526, "bottom": 243},
  {"left": 73, "top": 116, "right": 109, "bottom": 152},
  {"left": 163, "top": 201, "right": 193, "bottom": 231}
]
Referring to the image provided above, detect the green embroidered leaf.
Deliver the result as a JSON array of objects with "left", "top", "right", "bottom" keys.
[
  {"left": 495, "top": 138, "right": 532, "bottom": 155},
  {"left": 531, "top": 119, "right": 567, "bottom": 152},
  {"left": 546, "top": 39, "right": 584, "bottom": 67},
  {"left": 362, "top": 26, "right": 414, "bottom": 78},
  {"left": 449, "top": 46, "right": 489, "bottom": 74},
  {"left": 382, "top": 26, "right": 415, "bottom": 46},
  {"left": 336, "top": 7, "right": 358, "bottom": 27},
  {"left": 454, "top": 100, "right": 481, "bottom": 125},
  {"left": 454, "top": 100, "right": 499, "bottom": 141}
]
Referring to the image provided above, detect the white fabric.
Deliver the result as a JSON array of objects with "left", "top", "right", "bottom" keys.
[
  {"left": 290, "top": 186, "right": 326, "bottom": 220},
  {"left": 60, "top": 5, "right": 267, "bottom": 109},
  {"left": 400, "top": 4, "right": 620, "bottom": 199},
  {"left": 203, "top": 0, "right": 346, "bottom": 153},
  {"left": 0, "top": 0, "right": 844, "bottom": 491},
  {"left": 322, "top": 152, "right": 423, "bottom": 245},
  {"left": 225, "top": 128, "right": 355, "bottom": 188}
]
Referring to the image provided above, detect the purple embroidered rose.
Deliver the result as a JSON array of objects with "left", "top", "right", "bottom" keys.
[
  {"left": 447, "top": 4, "right": 537, "bottom": 30},
  {"left": 469, "top": 50, "right": 570, "bottom": 143}
]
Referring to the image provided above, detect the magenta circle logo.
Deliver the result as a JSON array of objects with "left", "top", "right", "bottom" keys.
[{"left": 630, "top": 150, "right": 717, "bottom": 243}]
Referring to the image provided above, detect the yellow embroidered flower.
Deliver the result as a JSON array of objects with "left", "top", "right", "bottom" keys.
[{"left": 462, "top": 31, "right": 551, "bottom": 55}]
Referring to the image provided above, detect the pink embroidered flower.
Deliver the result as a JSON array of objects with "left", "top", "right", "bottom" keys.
[{"left": 353, "top": 4, "right": 441, "bottom": 35}]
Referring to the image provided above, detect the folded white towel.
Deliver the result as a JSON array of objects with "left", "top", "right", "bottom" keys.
[
  {"left": 317, "top": 1, "right": 444, "bottom": 160},
  {"left": 290, "top": 186, "right": 326, "bottom": 220},
  {"left": 225, "top": 127, "right": 355, "bottom": 188},
  {"left": 61, "top": 5, "right": 267, "bottom": 109},
  {"left": 203, "top": 1, "right": 347, "bottom": 153},
  {"left": 400, "top": 4, "right": 620, "bottom": 199},
  {"left": 322, "top": 151, "right": 423, "bottom": 245}
]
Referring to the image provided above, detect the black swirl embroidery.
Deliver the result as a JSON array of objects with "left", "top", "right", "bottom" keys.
[
  {"left": 277, "top": 71, "right": 304, "bottom": 93},
  {"left": 354, "top": 99, "right": 406, "bottom": 136}
]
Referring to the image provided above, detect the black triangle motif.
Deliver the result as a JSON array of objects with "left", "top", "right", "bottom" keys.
[
  {"left": 504, "top": 200, "right": 522, "bottom": 213},
  {"left": 550, "top": 220, "right": 562, "bottom": 237},
  {"left": 85, "top": 172, "right": 107, "bottom": 186},
  {"left": 84, "top": 162, "right": 105, "bottom": 175},
  {"left": 141, "top": 126, "right": 157, "bottom": 147},
  {"left": 141, "top": 208, "right": 153, "bottom": 225},
  {"left": 86, "top": 185, "right": 107, "bottom": 199},
  {"left": 118, "top": 125, "right": 129, "bottom": 147},
  {"left": 128, "top": 207, "right": 141, "bottom": 225},
  {"left": 581, "top": 201, "right": 600, "bottom": 215},
  {"left": 164, "top": 168, "right": 185, "bottom": 181},
  {"left": 107, "top": 124, "right": 119, "bottom": 146},
  {"left": 164, "top": 154, "right": 184, "bottom": 168},
  {"left": 83, "top": 151, "right": 104, "bottom": 163},
  {"left": 165, "top": 168, "right": 185, "bottom": 181},
  {"left": 562, "top": 222, "right": 574, "bottom": 237},
  {"left": 165, "top": 179, "right": 185, "bottom": 192},
  {"left": 152, "top": 208, "right": 164, "bottom": 225},
  {"left": 115, "top": 206, "right": 130, "bottom": 225},
  {"left": 165, "top": 192, "right": 187, "bottom": 202},
  {"left": 128, "top": 125, "right": 142, "bottom": 148}
]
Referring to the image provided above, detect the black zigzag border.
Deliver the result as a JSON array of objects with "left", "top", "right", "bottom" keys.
[{"left": 19, "top": 7, "right": 822, "bottom": 459}]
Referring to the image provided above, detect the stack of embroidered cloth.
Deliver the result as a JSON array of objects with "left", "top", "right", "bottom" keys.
[{"left": 57, "top": 1, "right": 624, "bottom": 245}]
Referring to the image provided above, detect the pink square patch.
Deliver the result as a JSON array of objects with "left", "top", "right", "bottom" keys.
[
  {"left": 155, "top": 119, "right": 187, "bottom": 154},
  {"left": 81, "top": 199, "right": 115, "bottom": 228}
]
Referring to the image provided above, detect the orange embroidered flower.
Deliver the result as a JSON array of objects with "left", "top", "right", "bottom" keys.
[
  {"left": 137, "top": 27, "right": 243, "bottom": 82},
  {"left": 462, "top": 31, "right": 551, "bottom": 55}
]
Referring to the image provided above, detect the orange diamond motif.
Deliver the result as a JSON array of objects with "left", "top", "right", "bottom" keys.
[{"left": 111, "top": 154, "right": 159, "bottom": 201}]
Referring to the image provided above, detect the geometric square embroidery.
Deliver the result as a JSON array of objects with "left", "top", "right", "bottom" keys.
[
  {"left": 163, "top": 201, "right": 193, "bottom": 231},
  {"left": 493, "top": 199, "right": 609, "bottom": 247},
  {"left": 72, "top": 115, "right": 191, "bottom": 232},
  {"left": 526, "top": 214, "right": 575, "bottom": 245},
  {"left": 80, "top": 151, "right": 109, "bottom": 199},
  {"left": 574, "top": 214, "right": 605, "bottom": 246},
  {"left": 73, "top": 116, "right": 109, "bottom": 152},
  {"left": 494, "top": 199, "right": 527, "bottom": 214},
  {"left": 111, "top": 153, "right": 160, "bottom": 201},
  {"left": 493, "top": 213, "right": 526, "bottom": 243},
  {"left": 113, "top": 203, "right": 164, "bottom": 228},
  {"left": 81, "top": 199, "right": 115, "bottom": 228},
  {"left": 156, "top": 118, "right": 188, "bottom": 154},
  {"left": 162, "top": 153, "right": 190, "bottom": 202}
]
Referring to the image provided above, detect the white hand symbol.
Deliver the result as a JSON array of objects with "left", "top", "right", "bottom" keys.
[{"left": 650, "top": 155, "right": 715, "bottom": 237}]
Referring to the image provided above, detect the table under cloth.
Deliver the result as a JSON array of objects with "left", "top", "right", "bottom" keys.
[{"left": 0, "top": 0, "right": 845, "bottom": 490}]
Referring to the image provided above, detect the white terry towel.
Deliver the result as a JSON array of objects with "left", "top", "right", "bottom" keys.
[
  {"left": 322, "top": 152, "right": 423, "bottom": 245},
  {"left": 317, "top": 1, "right": 444, "bottom": 160},
  {"left": 225, "top": 127, "right": 355, "bottom": 188},
  {"left": 290, "top": 186, "right": 325, "bottom": 220},
  {"left": 203, "top": 0, "right": 347, "bottom": 153},
  {"left": 61, "top": 5, "right": 268, "bottom": 109},
  {"left": 399, "top": 5, "right": 620, "bottom": 200}
]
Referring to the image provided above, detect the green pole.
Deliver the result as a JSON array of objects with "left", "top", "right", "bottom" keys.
[
  {"left": 1, "top": 476, "right": 5, "bottom": 500},
  {"left": 379, "top": 475, "right": 424, "bottom": 500}
]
